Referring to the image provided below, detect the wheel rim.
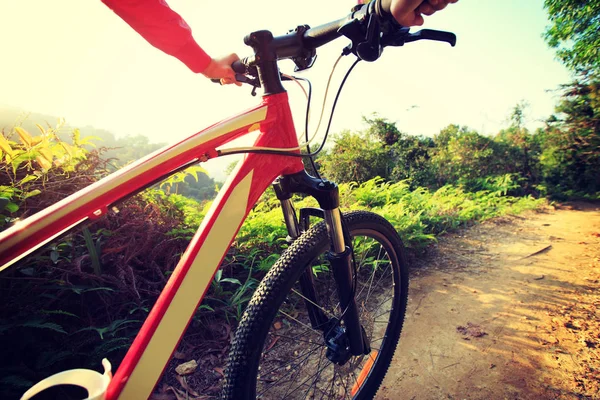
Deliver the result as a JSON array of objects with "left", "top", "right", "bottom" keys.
[{"left": 253, "top": 229, "right": 401, "bottom": 399}]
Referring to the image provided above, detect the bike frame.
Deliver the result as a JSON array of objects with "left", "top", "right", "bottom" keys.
[{"left": 0, "top": 92, "right": 307, "bottom": 399}]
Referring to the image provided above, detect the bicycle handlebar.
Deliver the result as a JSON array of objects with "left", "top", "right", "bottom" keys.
[
  {"left": 302, "top": 17, "right": 348, "bottom": 50},
  {"left": 213, "top": 1, "right": 455, "bottom": 91}
]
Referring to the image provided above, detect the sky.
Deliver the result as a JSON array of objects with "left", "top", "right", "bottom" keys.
[{"left": 0, "top": 0, "right": 572, "bottom": 178}]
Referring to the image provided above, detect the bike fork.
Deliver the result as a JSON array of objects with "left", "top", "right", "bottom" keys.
[{"left": 273, "top": 171, "right": 369, "bottom": 359}]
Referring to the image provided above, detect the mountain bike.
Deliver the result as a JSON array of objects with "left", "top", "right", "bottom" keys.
[{"left": 2, "top": 1, "right": 455, "bottom": 399}]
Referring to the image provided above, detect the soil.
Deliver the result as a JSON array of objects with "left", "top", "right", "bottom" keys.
[
  {"left": 378, "top": 202, "right": 600, "bottom": 400},
  {"left": 159, "top": 201, "right": 600, "bottom": 399}
]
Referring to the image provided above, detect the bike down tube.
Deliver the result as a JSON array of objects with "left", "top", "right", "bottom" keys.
[{"left": 107, "top": 92, "right": 304, "bottom": 400}]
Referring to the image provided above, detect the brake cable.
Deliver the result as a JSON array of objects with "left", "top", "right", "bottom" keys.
[{"left": 218, "top": 55, "right": 361, "bottom": 159}]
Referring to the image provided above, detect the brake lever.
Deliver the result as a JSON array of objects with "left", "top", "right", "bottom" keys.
[
  {"left": 355, "top": 12, "right": 382, "bottom": 62},
  {"left": 210, "top": 73, "right": 260, "bottom": 86},
  {"left": 404, "top": 29, "right": 457, "bottom": 47},
  {"left": 210, "top": 73, "right": 261, "bottom": 96}
]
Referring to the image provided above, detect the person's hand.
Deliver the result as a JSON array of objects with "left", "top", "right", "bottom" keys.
[
  {"left": 390, "top": 0, "right": 458, "bottom": 27},
  {"left": 201, "top": 53, "right": 242, "bottom": 86}
]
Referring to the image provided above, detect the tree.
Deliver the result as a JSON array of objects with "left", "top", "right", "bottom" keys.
[
  {"left": 363, "top": 116, "right": 401, "bottom": 146},
  {"left": 319, "top": 130, "right": 390, "bottom": 184},
  {"left": 544, "top": 0, "right": 600, "bottom": 77},
  {"left": 495, "top": 102, "right": 538, "bottom": 181},
  {"left": 540, "top": 80, "right": 600, "bottom": 196},
  {"left": 430, "top": 124, "right": 506, "bottom": 186},
  {"left": 361, "top": 116, "right": 435, "bottom": 187}
]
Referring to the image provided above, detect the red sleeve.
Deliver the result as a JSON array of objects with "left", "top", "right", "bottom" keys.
[{"left": 102, "top": 0, "right": 211, "bottom": 73}]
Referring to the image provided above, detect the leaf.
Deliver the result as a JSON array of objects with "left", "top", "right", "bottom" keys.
[
  {"left": 4, "top": 202, "right": 18, "bottom": 213},
  {"left": 22, "top": 320, "right": 67, "bottom": 334},
  {"left": 14, "top": 127, "right": 32, "bottom": 147},
  {"left": 0, "top": 135, "right": 14, "bottom": 156},
  {"left": 60, "top": 141, "right": 73, "bottom": 157},
  {"left": 18, "top": 174, "right": 38, "bottom": 185},
  {"left": 214, "top": 269, "right": 222, "bottom": 282},
  {"left": 35, "top": 155, "right": 52, "bottom": 170},
  {"left": 35, "top": 350, "right": 73, "bottom": 369},
  {"left": 219, "top": 278, "right": 241, "bottom": 285},
  {"left": 19, "top": 267, "right": 35, "bottom": 276},
  {"left": 82, "top": 227, "right": 102, "bottom": 275},
  {"left": 79, "top": 135, "right": 101, "bottom": 147},
  {"left": 35, "top": 123, "right": 46, "bottom": 135},
  {"left": 75, "top": 319, "right": 140, "bottom": 340},
  {"left": 38, "top": 147, "right": 53, "bottom": 164},
  {"left": 40, "top": 309, "right": 79, "bottom": 318},
  {"left": 24, "top": 189, "right": 41, "bottom": 199},
  {"left": 166, "top": 386, "right": 187, "bottom": 400},
  {"left": 175, "top": 375, "right": 201, "bottom": 397}
]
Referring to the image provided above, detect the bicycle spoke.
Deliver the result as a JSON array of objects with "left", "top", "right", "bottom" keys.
[
  {"left": 258, "top": 344, "right": 323, "bottom": 397},
  {"left": 279, "top": 309, "right": 318, "bottom": 332},
  {"left": 363, "top": 243, "right": 385, "bottom": 301},
  {"left": 327, "top": 367, "right": 338, "bottom": 399},
  {"left": 362, "top": 256, "right": 392, "bottom": 306},
  {"left": 303, "top": 346, "right": 327, "bottom": 400},
  {"left": 280, "top": 348, "right": 331, "bottom": 399},
  {"left": 269, "top": 333, "right": 326, "bottom": 347},
  {"left": 371, "top": 296, "right": 395, "bottom": 319},
  {"left": 292, "top": 288, "right": 336, "bottom": 318},
  {"left": 263, "top": 325, "right": 321, "bottom": 356},
  {"left": 297, "top": 350, "right": 341, "bottom": 399},
  {"left": 259, "top": 343, "right": 322, "bottom": 379}
]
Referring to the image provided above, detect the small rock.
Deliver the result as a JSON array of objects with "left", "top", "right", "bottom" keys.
[
  {"left": 546, "top": 336, "right": 559, "bottom": 345},
  {"left": 175, "top": 360, "right": 198, "bottom": 376},
  {"left": 457, "top": 323, "right": 487, "bottom": 338}
]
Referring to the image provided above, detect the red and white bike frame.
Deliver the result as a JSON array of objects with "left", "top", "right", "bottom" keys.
[{"left": 1, "top": 92, "right": 305, "bottom": 400}]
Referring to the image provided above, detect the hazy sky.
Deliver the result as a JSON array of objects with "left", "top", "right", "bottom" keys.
[{"left": 1, "top": 0, "right": 571, "bottom": 177}]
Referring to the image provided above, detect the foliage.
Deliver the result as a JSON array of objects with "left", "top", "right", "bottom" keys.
[
  {"left": 320, "top": 117, "right": 435, "bottom": 187},
  {"left": 338, "top": 177, "right": 544, "bottom": 247},
  {"left": 543, "top": 0, "right": 600, "bottom": 77},
  {"left": 160, "top": 165, "right": 219, "bottom": 201},
  {"left": 541, "top": 80, "right": 600, "bottom": 198},
  {"left": 0, "top": 122, "right": 104, "bottom": 228},
  {"left": 428, "top": 124, "right": 506, "bottom": 186},
  {"left": 319, "top": 129, "right": 390, "bottom": 183}
]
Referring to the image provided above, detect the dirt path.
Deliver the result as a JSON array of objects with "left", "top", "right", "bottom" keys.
[{"left": 378, "top": 202, "right": 600, "bottom": 400}]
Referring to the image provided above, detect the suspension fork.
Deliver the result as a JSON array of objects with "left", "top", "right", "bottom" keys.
[{"left": 273, "top": 171, "right": 368, "bottom": 356}]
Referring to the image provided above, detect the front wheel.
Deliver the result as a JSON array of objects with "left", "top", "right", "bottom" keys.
[{"left": 223, "top": 211, "right": 409, "bottom": 399}]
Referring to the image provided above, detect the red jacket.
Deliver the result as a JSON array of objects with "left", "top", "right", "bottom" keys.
[{"left": 102, "top": 0, "right": 211, "bottom": 73}]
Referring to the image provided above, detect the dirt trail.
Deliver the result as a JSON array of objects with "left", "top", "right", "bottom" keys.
[{"left": 378, "top": 202, "right": 600, "bottom": 400}]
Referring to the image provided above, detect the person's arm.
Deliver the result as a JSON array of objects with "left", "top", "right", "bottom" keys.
[
  {"left": 380, "top": 0, "right": 458, "bottom": 26},
  {"left": 102, "top": 0, "right": 239, "bottom": 84}
]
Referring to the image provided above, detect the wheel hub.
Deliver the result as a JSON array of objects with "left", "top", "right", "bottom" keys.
[{"left": 324, "top": 319, "right": 352, "bottom": 365}]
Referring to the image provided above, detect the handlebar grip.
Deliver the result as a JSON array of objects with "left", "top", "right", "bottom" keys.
[
  {"left": 210, "top": 59, "right": 251, "bottom": 85},
  {"left": 232, "top": 60, "right": 247, "bottom": 74},
  {"left": 303, "top": 17, "right": 347, "bottom": 49}
]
